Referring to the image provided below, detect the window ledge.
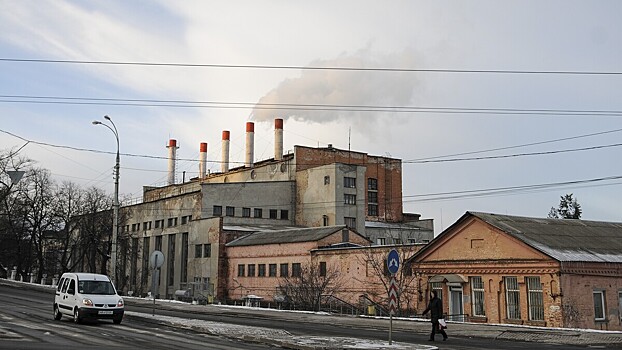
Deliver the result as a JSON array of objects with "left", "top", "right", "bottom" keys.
[
  {"left": 525, "top": 320, "right": 546, "bottom": 327},
  {"left": 503, "top": 318, "right": 524, "bottom": 325}
]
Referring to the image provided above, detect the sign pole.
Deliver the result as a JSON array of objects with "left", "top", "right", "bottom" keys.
[{"left": 386, "top": 249, "right": 399, "bottom": 345}]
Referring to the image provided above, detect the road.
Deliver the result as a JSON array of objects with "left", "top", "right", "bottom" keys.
[{"left": 0, "top": 282, "right": 605, "bottom": 349}]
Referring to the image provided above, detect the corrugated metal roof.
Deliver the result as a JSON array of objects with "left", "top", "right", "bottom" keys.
[
  {"left": 469, "top": 212, "right": 622, "bottom": 262},
  {"left": 226, "top": 225, "right": 348, "bottom": 247}
]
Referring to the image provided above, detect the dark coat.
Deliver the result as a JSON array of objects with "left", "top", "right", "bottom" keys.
[{"left": 422, "top": 291, "right": 443, "bottom": 322}]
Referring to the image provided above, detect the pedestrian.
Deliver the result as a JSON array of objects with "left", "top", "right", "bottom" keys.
[{"left": 422, "top": 290, "right": 448, "bottom": 341}]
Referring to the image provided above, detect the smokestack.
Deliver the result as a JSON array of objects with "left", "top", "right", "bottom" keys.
[
  {"left": 221, "top": 131, "right": 230, "bottom": 173},
  {"left": 167, "top": 139, "right": 178, "bottom": 185},
  {"left": 245, "top": 122, "right": 254, "bottom": 168},
  {"left": 199, "top": 142, "right": 208, "bottom": 178},
  {"left": 274, "top": 118, "right": 283, "bottom": 161}
]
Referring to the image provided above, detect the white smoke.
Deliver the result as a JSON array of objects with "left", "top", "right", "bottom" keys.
[{"left": 250, "top": 48, "right": 420, "bottom": 125}]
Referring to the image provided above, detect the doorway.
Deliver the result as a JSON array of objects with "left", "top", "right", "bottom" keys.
[{"left": 449, "top": 286, "right": 464, "bottom": 322}]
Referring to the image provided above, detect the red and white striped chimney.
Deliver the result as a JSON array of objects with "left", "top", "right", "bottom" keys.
[
  {"left": 245, "top": 122, "right": 254, "bottom": 168},
  {"left": 199, "top": 142, "right": 208, "bottom": 178},
  {"left": 274, "top": 118, "right": 283, "bottom": 161},
  {"left": 167, "top": 139, "right": 178, "bottom": 185},
  {"left": 221, "top": 131, "right": 230, "bottom": 173}
]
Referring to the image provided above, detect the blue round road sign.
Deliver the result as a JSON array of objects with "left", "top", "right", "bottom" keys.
[{"left": 387, "top": 249, "right": 399, "bottom": 274}]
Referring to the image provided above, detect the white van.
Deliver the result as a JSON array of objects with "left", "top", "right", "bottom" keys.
[{"left": 53, "top": 272, "right": 124, "bottom": 324}]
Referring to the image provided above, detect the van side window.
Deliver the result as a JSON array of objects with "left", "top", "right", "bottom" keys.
[
  {"left": 56, "top": 278, "right": 65, "bottom": 292},
  {"left": 61, "top": 279, "right": 70, "bottom": 293},
  {"left": 67, "top": 279, "right": 76, "bottom": 295}
]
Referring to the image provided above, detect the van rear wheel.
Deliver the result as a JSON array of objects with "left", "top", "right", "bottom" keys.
[
  {"left": 53, "top": 305, "right": 62, "bottom": 321},
  {"left": 73, "top": 308, "right": 82, "bottom": 324}
]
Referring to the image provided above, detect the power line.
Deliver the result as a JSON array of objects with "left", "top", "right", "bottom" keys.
[{"left": 2, "top": 58, "right": 622, "bottom": 75}]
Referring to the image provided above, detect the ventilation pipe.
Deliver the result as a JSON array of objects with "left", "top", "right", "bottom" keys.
[
  {"left": 245, "top": 122, "right": 254, "bottom": 168},
  {"left": 167, "top": 139, "right": 178, "bottom": 185},
  {"left": 221, "top": 131, "right": 230, "bottom": 173},
  {"left": 199, "top": 142, "right": 208, "bottom": 178},
  {"left": 274, "top": 118, "right": 283, "bottom": 161}
]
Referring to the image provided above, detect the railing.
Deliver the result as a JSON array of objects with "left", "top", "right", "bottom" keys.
[
  {"left": 359, "top": 294, "right": 390, "bottom": 317},
  {"left": 320, "top": 294, "right": 361, "bottom": 316}
]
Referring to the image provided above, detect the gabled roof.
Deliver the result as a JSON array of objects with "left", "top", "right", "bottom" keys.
[
  {"left": 467, "top": 212, "right": 622, "bottom": 262},
  {"left": 226, "top": 225, "right": 351, "bottom": 247}
]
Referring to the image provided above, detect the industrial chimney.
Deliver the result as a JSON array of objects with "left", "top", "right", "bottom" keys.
[
  {"left": 221, "top": 131, "right": 230, "bottom": 173},
  {"left": 199, "top": 142, "right": 208, "bottom": 178},
  {"left": 167, "top": 139, "right": 178, "bottom": 185},
  {"left": 274, "top": 118, "right": 283, "bottom": 161},
  {"left": 245, "top": 122, "right": 254, "bottom": 168}
]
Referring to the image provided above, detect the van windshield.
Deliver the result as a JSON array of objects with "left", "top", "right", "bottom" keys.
[{"left": 79, "top": 280, "right": 116, "bottom": 295}]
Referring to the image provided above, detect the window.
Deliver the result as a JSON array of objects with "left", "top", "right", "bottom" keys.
[
  {"left": 377, "top": 237, "right": 386, "bottom": 245},
  {"left": 258, "top": 264, "right": 266, "bottom": 277},
  {"left": 323, "top": 215, "right": 329, "bottom": 226},
  {"left": 195, "top": 244, "right": 202, "bottom": 258},
  {"left": 143, "top": 221, "right": 151, "bottom": 230},
  {"left": 269, "top": 209, "right": 278, "bottom": 219},
  {"left": 242, "top": 207, "right": 251, "bottom": 217},
  {"left": 526, "top": 277, "right": 544, "bottom": 321},
  {"left": 368, "top": 204, "right": 378, "bottom": 216},
  {"left": 505, "top": 277, "right": 521, "bottom": 319},
  {"left": 594, "top": 290, "right": 606, "bottom": 321},
  {"left": 155, "top": 219, "right": 163, "bottom": 229},
  {"left": 319, "top": 262, "right": 327, "bottom": 277},
  {"left": 167, "top": 217, "right": 178, "bottom": 227},
  {"left": 226, "top": 206, "right": 235, "bottom": 217},
  {"left": 167, "top": 234, "right": 176, "bottom": 286},
  {"left": 254, "top": 208, "right": 263, "bottom": 218},
  {"left": 471, "top": 276, "right": 485, "bottom": 317},
  {"left": 237, "top": 264, "right": 245, "bottom": 277},
  {"left": 292, "top": 263, "right": 301, "bottom": 277},
  {"left": 141, "top": 237, "right": 150, "bottom": 286},
  {"left": 344, "top": 177, "right": 356, "bottom": 188},
  {"left": 368, "top": 178, "right": 378, "bottom": 190},
  {"left": 280, "top": 263, "right": 288, "bottom": 277},
  {"left": 280, "top": 210, "right": 289, "bottom": 220},
  {"left": 203, "top": 244, "right": 211, "bottom": 258},
  {"left": 213, "top": 205, "right": 222, "bottom": 216},
  {"left": 181, "top": 215, "right": 191, "bottom": 225},
  {"left": 344, "top": 217, "right": 356, "bottom": 229},
  {"left": 247, "top": 264, "right": 256, "bottom": 277},
  {"left": 341, "top": 229, "right": 349, "bottom": 242},
  {"left": 431, "top": 282, "right": 443, "bottom": 301},
  {"left": 324, "top": 175, "right": 330, "bottom": 185},
  {"left": 368, "top": 191, "right": 378, "bottom": 203},
  {"left": 344, "top": 194, "right": 356, "bottom": 205},
  {"left": 269, "top": 263, "right": 277, "bottom": 277},
  {"left": 132, "top": 223, "right": 137, "bottom": 232},
  {"left": 181, "top": 233, "right": 188, "bottom": 283}
]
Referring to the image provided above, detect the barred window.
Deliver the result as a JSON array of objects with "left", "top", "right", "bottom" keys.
[
  {"left": 367, "top": 178, "right": 378, "bottom": 190},
  {"left": 247, "top": 264, "right": 256, "bottom": 277},
  {"left": 471, "top": 276, "right": 485, "bottom": 317},
  {"left": 430, "top": 282, "right": 443, "bottom": 302},
  {"left": 237, "top": 264, "right": 245, "bottom": 277},
  {"left": 280, "top": 263, "right": 288, "bottom": 277},
  {"left": 505, "top": 277, "right": 521, "bottom": 319},
  {"left": 344, "top": 194, "right": 356, "bottom": 205},
  {"left": 258, "top": 264, "right": 266, "bottom": 277},
  {"left": 269, "top": 264, "right": 277, "bottom": 277},
  {"left": 526, "top": 277, "right": 544, "bottom": 321},
  {"left": 368, "top": 204, "right": 378, "bottom": 216}
]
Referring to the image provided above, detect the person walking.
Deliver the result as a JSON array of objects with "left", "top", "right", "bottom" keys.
[{"left": 422, "top": 290, "right": 448, "bottom": 341}]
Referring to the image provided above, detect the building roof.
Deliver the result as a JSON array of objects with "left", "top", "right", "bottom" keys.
[
  {"left": 467, "top": 211, "right": 622, "bottom": 263},
  {"left": 226, "top": 225, "right": 350, "bottom": 247}
]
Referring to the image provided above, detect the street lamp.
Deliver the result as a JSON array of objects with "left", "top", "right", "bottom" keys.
[{"left": 92, "top": 116, "right": 120, "bottom": 287}]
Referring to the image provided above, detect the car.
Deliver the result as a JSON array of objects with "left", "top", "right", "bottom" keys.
[{"left": 53, "top": 272, "right": 124, "bottom": 324}]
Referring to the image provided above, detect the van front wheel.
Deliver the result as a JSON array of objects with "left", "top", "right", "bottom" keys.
[{"left": 73, "top": 308, "right": 82, "bottom": 324}]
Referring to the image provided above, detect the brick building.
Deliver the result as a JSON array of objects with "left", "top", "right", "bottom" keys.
[{"left": 408, "top": 212, "right": 622, "bottom": 331}]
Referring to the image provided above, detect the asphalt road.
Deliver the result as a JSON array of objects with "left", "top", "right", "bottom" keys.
[{"left": 0, "top": 281, "right": 605, "bottom": 350}]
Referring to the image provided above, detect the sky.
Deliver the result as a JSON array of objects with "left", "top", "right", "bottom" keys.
[{"left": 1, "top": 1, "right": 622, "bottom": 234}]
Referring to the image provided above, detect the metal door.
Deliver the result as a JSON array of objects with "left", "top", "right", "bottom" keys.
[{"left": 449, "top": 286, "right": 464, "bottom": 322}]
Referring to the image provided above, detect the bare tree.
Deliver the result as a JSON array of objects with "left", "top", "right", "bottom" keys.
[{"left": 278, "top": 262, "right": 344, "bottom": 311}]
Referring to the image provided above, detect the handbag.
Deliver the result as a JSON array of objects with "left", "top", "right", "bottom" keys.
[{"left": 438, "top": 318, "right": 447, "bottom": 329}]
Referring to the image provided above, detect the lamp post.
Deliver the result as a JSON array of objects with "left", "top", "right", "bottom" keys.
[{"left": 92, "top": 116, "right": 120, "bottom": 287}]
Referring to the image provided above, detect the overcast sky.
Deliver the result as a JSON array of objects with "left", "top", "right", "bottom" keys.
[{"left": 1, "top": 1, "right": 621, "bottom": 233}]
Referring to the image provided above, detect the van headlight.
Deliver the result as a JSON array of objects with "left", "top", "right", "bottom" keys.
[
  {"left": 117, "top": 299, "right": 124, "bottom": 307},
  {"left": 82, "top": 298, "right": 93, "bottom": 306}
]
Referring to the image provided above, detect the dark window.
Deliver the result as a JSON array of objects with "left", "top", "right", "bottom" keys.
[
  {"left": 242, "top": 207, "right": 251, "bottom": 217},
  {"left": 203, "top": 244, "right": 211, "bottom": 258},
  {"left": 344, "top": 194, "right": 356, "bottom": 205},
  {"left": 258, "top": 264, "right": 266, "bottom": 277},
  {"left": 254, "top": 208, "right": 263, "bottom": 218},
  {"left": 368, "top": 191, "right": 378, "bottom": 203},
  {"left": 324, "top": 175, "right": 330, "bottom": 185},
  {"left": 280, "top": 263, "right": 288, "bottom": 277},
  {"left": 368, "top": 204, "right": 378, "bottom": 216},
  {"left": 237, "top": 264, "right": 245, "bottom": 277},
  {"left": 269, "top": 264, "right": 277, "bottom": 277},
  {"left": 344, "top": 217, "right": 356, "bottom": 228},
  {"left": 269, "top": 209, "right": 278, "bottom": 219},
  {"left": 167, "top": 218, "right": 177, "bottom": 227},
  {"left": 195, "top": 244, "right": 202, "bottom": 258},
  {"left": 247, "top": 264, "right": 256, "bottom": 277},
  {"left": 368, "top": 178, "right": 378, "bottom": 190},
  {"left": 280, "top": 210, "right": 289, "bottom": 220},
  {"left": 226, "top": 206, "right": 235, "bottom": 217},
  {"left": 323, "top": 215, "right": 329, "bottom": 226},
  {"left": 344, "top": 177, "right": 356, "bottom": 188},
  {"left": 180, "top": 233, "right": 188, "bottom": 283},
  {"left": 292, "top": 263, "right": 301, "bottom": 277},
  {"left": 167, "top": 234, "right": 176, "bottom": 286},
  {"left": 319, "top": 262, "right": 327, "bottom": 277},
  {"left": 213, "top": 205, "right": 222, "bottom": 216}
]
